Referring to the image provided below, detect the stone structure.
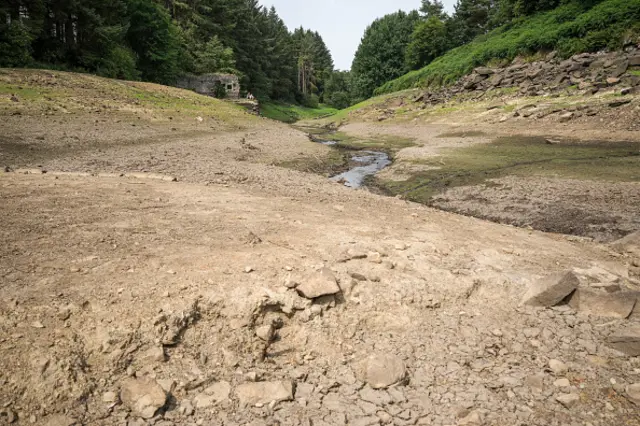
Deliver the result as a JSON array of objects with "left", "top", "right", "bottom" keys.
[{"left": 176, "top": 73, "right": 240, "bottom": 99}]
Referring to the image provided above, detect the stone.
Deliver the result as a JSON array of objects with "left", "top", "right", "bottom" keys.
[
  {"left": 556, "top": 393, "right": 580, "bottom": 408},
  {"left": 120, "top": 378, "right": 167, "bottom": 419},
  {"left": 338, "top": 248, "right": 368, "bottom": 263},
  {"left": 102, "top": 391, "right": 118, "bottom": 403},
  {"left": 629, "top": 55, "right": 640, "bottom": 66},
  {"left": 611, "top": 231, "right": 640, "bottom": 255},
  {"left": 607, "top": 77, "right": 620, "bottom": 85},
  {"left": 193, "top": 381, "right": 231, "bottom": 408},
  {"left": 43, "top": 415, "right": 76, "bottom": 426},
  {"left": 458, "top": 410, "right": 483, "bottom": 425},
  {"left": 521, "top": 272, "right": 579, "bottom": 307},
  {"left": 567, "top": 289, "right": 636, "bottom": 319},
  {"left": 255, "top": 324, "right": 275, "bottom": 342},
  {"left": 142, "top": 346, "right": 166, "bottom": 363},
  {"left": 554, "top": 378, "right": 570, "bottom": 388},
  {"left": 607, "top": 326, "right": 640, "bottom": 356},
  {"left": 626, "top": 383, "right": 640, "bottom": 405},
  {"left": 296, "top": 267, "right": 341, "bottom": 299},
  {"left": 549, "top": 359, "right": 569, "bottom": 375},
  {"left": 356, "top": 354, "right": 407, "bottom": 389},
  {"left": 350, "top": 272, "right": 368, "bottom": 281},
  {"left": 475, "top": 67, "right": 494, "bottom": 76},
  {"left": 235, "top": 381, "right": 294, "bottom": 406},
  {"left": 558, "top": 112, "right": 574, "bottom": 122},
  {"left": 609, "top": 59, "right": 629, "bottom": 78}
]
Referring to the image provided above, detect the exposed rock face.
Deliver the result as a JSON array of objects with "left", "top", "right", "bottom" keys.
[
  {"left": 120, "top": 378, "right": 167, "bottom": 419},
  {"left": 414, "top": 48, "right": 640, "bottom": 106},
  {"left": 521, "top": 271, "right": 579, "bottom": 307},
  {"left": 610, "top": 231, "right": 640, "bottom": 255}
]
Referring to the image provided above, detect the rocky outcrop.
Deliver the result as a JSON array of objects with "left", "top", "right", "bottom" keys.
[{"left": 416, "top": 47, "right": 640, "bottom": 106}]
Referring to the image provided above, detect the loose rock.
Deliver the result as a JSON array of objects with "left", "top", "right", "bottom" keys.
[
  {"left": 607, "top": 326, "right": 640, "bottom": 356},
  {"left": 235, "top": 381, "right": 294, "bottom": 406},
  {"left": 568, "top": 289, "right": 636, "bottom": 318},
  {"left": 626, "top": 383, "right": 640, "bottom": 405},
  {"left": 296, "top": 267, "right": 341, "bottom": 299},
  {"left": 120, "top": 378, "right": 167, "bottom": 419},
  {"left": 522, "top": 271, "right": 579, "bottom": 307},
  {"left": 556, "top": 393, "right": 580, "bottom": 408},
  {"left": 356, "top": 353, "right": 407, "bottom": 389}
]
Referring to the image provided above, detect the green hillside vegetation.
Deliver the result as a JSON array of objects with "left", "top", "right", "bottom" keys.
[
  {"left": 260, "top": 102, "right": 337, "bottom": 123},
  {"left": 376, "top": 0, "right": 640, "bottom": 95}
]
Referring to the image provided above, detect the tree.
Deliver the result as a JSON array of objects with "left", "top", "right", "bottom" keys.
[
  {"left": 127, "top": 0, "right": 180, "bottom": 84},
  {"left": 324, "top": 70, "right": 352, "bottom": 109},
  {"left": 350, "top": 10, "right": 420, "bottom": 101},
  {"left": 192, "top": 36, "right": 235, "bottom": 74},
  {"left": 420, "top": 0, "right": 447, "bottom": 20},
  {"left": 449, "top": 0, "right": 494, "bottom": 47},
  {"left": 405, "top": 16, "right": 449, "bottom": 70}
]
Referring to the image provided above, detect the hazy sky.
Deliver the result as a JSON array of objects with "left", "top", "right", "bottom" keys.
[{"left": 259, "top": 0, "right": 457, "bottom": 70}]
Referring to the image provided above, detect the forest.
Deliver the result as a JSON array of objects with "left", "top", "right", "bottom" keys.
[
  {"left": 0, "top": 0, "right": 335, "bottom": 105},
  {"left": 2, "top": 0, "right": 639, "bottom": 109}
]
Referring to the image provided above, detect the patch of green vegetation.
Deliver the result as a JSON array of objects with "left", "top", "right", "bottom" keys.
[
  {"left": 277, "top": 149, "right": 348, "bottom": 176},
  {"left": 0, "top": 83, "right": 60, "bottom": 100},
  {"left": 628, "top": 70, "right": 640, "bottom": 77},
  {"left": 375, "top": 136, "right": 640, "bottom": 203},
  {"left": 438, "top": 130, "right": 487, "bottom": 138},
  {"left": 261, "top": 102, "right": 337, "bottom": 123},
  {"left": 375, "top": 0, "right": 640, "bottom": 95},
  {"left": 308, "top": 130, "right": 417, "bottom": 155}
]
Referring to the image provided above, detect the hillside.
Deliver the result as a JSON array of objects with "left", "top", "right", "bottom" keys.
[{"left": 375, "top": 0, "right": 640, "bottom": 96}]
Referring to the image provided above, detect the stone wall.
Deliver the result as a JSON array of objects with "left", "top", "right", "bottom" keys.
[
  {"left": 417, "top": 47, "right": 640, "bottom": 105},
  {"left": 176, "top": 73, "right": 240, "bottom": 99}
]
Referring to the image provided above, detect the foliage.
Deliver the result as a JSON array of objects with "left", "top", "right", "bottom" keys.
[
  {"left": 406, "top": 17, "right": 449, "bottom": 70},
  {"left": 375, "top": 0, "right": 640, "bottom": 95},
  {"left": 260, "top": 102, "right": 337, "bottom": 123},
  {"left": 350, "top": 10, "right": 420, "bottom": 101},
  {"left": 324, "top": 71, "right": 352, "bottom": 109},
  {"left": 0, "top": 0, "right": 334, "bottom": 104},
  {"left": 0, "top": 20, "right": 34, "bottom": 67}
]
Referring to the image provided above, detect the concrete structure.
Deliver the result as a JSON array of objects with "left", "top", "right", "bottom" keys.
[{"left": 176, "top": 73, "right": 240, "bottom": 99}]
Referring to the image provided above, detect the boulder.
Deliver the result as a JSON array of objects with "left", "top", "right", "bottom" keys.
[
  {"left": 296, "top": 267, "right": 341, "bottom": 299},
  {"left": 475, "top": 67, "right": 494, "bottom": 76},
  {"left": 629, "top": 55, "right": 640, "bottom": 66},
  {"left": 567, "top": 289, "right": 636, "bottom": 319},
  {"left": 235, "top": 381, "right": 293, "bottom": 406},
  {"left": 521, "top": 271, "right": 579, "bottom": 307},
  {"left": 610, "top": 231, "right": 640, "bottom": 255},
  {"left": 355, "top": 353, "right": 407, "bottom": 389},
  {"left": 120, "top": 378, "right": 167, "bottom": 419},
  {"left": 607, "top": 326, "right": 640, "bottom": 356}
]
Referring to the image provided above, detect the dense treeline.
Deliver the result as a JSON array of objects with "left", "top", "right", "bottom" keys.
[
  {"left": 350, "top": 0, "right": 634, "bottom": 101},
  {"left": 0, "top": 0, "right": 336, "bottom": 103}
]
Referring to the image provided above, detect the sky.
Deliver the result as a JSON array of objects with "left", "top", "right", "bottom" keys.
[{"left": 259, "top": 0, "right": 457, "bottom": 71}]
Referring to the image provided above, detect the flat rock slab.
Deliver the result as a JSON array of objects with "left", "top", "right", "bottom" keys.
[
  {"left": 355, "top": 353, "right": 407, "bottom": 389},
  {"left": 627, "top": 383, "right": 640, "bottom": 405},
  {"left": 193, "top": 381, "right": 231, "bottom": 408},
  {"left": 607, "top": 326, "right": 640, "bottom": 356},
  {"left": 296, "top": 267, "right": 341, "bottom": 299},
  {"left": 522, "top": 271, "right": 579, "bottom": 307},
  {"left": 120, "top": 378, "right": 167, "bottom": 419},
  {"left": 568, "top": 289, "right": 636, "bottom": 319},
  {"left": 235, "top": 381, "right": 293, "bottom": 406}
]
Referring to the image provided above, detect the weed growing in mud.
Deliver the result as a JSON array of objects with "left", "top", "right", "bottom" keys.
[{"left": 375, "top": 136, "right": 640, "bottom": 203}]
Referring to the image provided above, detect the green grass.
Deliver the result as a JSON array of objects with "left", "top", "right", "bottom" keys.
[
  {"left": 629, "top": 70, "right": 640, "bottom": 77},
  {"left": 376, "top": 136, "right": 640, "bottom": 203},
  {"left": 375, "top": 0, "right": 640, "bottom": 95},
  {"left": 260, "top": 102, "right": 337, "bottom": 123}
]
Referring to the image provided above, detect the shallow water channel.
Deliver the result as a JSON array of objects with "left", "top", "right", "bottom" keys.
[{"left": 311, "top": 136, "right": 391, "bottom": 188}]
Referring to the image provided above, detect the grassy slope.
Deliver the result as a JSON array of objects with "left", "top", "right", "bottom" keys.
[
  {"left": 260, "top": 102, "right": 337, "bottom": 123},
  {"left": 0, "top": 68, "right": 255, "bottom": 126},
  {"left": 376, "top": 0, "right": 640, "bottom": 95}
]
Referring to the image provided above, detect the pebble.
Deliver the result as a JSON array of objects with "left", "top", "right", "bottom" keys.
[
  {"left": 31, "top": 321, "right": 45, "bottom": 329},
  {"left": 244, "top": 266, "right": 254, "bottom": 273},
  {"left": 554, "top": 378, "right": 570, "bottom": 388},
  {"left": 356, "top": 353, "right": 406, "bottom": 389},
  {"left": 556, "top": 393, "right": 580, "bottom": 408},
  {"left": 549, "top": 359, "right": 569, "bottom": 375},
  {"left": 102, "top": 391, "right": 118, "bottom": 403},
  {"left": 120, "top": 378, "right": 167, "bottom": 419}
]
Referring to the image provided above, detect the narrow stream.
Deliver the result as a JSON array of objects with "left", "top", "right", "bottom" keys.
[
  {"left": 309, "top": 134, "right": 391, "bottom": 188},
  {"left": 331, "top": 151, "right": 391, "bottom": 188}
]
